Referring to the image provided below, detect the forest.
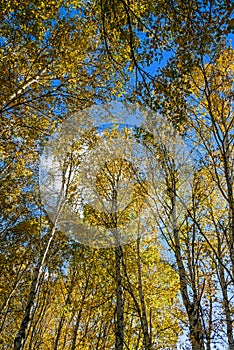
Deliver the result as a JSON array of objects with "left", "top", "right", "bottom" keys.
[{"left": 0, "top": 1, "right": 233, "bottom": 349}]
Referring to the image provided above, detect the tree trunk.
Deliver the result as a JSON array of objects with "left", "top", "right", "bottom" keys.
[
  {"left": 137, "top": 237, "right": 152, "bottom": 350},
  {"left": 71, "top": 271, "right": 90, "bottom": 350},
  {"left": 170, "top": 168, "right": 205, "bottom": 350},
  {"left": 219, "top": 264, "right": 234, "bottom": 350},
  {"left": 14, "top": 225, "right": 57, "bottom": 350},
  {"left": 115, "top": 245, "right": 124, "bottom": 350},
  {"left": 14, "top": 157, "right": 70, "bottom": 350}
]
